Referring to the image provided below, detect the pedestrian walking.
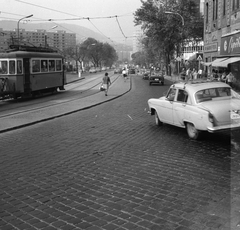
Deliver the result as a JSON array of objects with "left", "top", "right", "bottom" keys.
[
  {"left": 226, "top": 72, "right": 234, "bottom": 87},
  {"left": 192, "top": 69, "right": 198, "bottom": 80},
  {"left": 197, "top": 68, "right": 202, "bottom": 79},
  {"left": 102, "top": 72, "right": 111, "bottom": 96},
  {"left": 122, "top": 68, "right": 127, "bottom": 81}
]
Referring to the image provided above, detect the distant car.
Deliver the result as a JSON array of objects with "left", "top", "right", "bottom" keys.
[
  {"left": 143, "top": 70, "right": 150, "bottom": 80},
  {"left": 149, "top": 71, "right": 164, "bottom": 85},
  {"left": 114, "top": 68, "right": 122, "bottom": 74},
  {"left": 148, "top": 80, "right": 240, "bottom": 140},
  {"left": 129, "top": 68, "right": 136, "bottom": 74},
  {"left": 89, "top": 67, "right": 97, "bottom": 73}
]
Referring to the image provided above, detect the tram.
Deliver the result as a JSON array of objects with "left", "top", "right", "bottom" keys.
[{"left": 0, "top": 46, "right": 66, "bottom": 99}]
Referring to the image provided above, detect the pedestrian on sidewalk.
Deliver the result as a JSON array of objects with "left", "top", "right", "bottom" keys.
[
  {"left": 122, "top": 68, "right": 127, "bottom": 81},
  {"left": 102, "top": 72, "right": 111, "bottom": 96}
]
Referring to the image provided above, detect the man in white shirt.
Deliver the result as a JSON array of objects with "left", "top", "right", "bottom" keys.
[{"left": 198, "top": 68, "right": 202, "bottom": 79}]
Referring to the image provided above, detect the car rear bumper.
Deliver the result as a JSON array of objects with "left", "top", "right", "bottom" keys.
[{"left": 207, "top": 123, "right": 240, "bottom": 133}]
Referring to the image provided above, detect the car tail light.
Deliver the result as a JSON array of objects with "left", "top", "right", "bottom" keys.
[{"left": 208, "top": 112, "right": 214, "bottom": 123}]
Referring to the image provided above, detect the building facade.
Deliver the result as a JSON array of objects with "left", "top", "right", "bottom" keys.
[
  {"left": 0, "top": 28, "right": 76, "bottom": 52},
  {"left": 203, "top": 0, "right": 240, "bottom": 89}
]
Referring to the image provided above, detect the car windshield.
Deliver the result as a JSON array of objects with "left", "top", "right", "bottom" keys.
[{"left": 195, "top": 87, "right": 231, "bottom": 103}]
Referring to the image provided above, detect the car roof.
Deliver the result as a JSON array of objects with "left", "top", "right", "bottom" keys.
[{"left": 172, "top": 80, "right": 230, "bottom": 93}]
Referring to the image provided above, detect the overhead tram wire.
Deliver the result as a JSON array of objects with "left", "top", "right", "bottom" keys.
[
  {"left": 87, "top": 18, "right": 114, "bottom": 44},
  {"left": 12, "top": 0, "right": 135, "bottom": 44},
  {"left": 115, "top": 16, "right": 127, "bottom": 39},
  {"left": 14, "top": 0, "right": 82, "bottom": 17}
]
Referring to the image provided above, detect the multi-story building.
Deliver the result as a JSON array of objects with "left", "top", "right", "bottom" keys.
[
  {"left": 203, "top": 0, "right": 240, "bottom": 88},
  {"left": 132, "top": 26, "right": 144, "bottom": 54},
  {"left": 0, "top": 28, "right": 76, "bottom": 52}
]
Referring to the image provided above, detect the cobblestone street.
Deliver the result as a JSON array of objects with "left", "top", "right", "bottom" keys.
[{"left": 0, "top": 76, "right": 239, "bottom": 230}]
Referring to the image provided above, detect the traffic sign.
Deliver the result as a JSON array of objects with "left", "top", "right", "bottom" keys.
[{"left": 196, "top": 53, "right": 203, "bottom": 61}]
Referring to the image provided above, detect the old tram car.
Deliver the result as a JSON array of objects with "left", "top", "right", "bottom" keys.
[{"left": 0, "top": 47, "right": 66, "bottom": 99}]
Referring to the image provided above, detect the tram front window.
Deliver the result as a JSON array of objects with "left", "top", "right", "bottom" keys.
[
  {"left": 32, "top": 60, "right": 40, "bottom": 73},
  {"left": 0, "top": 61, "right": 8, "bottom": 74},
  {"left": 41, "top": 60, "right": 48, "bottom": 72},
  {"left": 9, "top": 60, "right": 16, "bottom": 74}
]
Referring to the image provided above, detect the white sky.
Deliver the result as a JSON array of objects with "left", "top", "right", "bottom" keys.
[{"left": 1, "top": 0, "right": 143, "bottom": 43}]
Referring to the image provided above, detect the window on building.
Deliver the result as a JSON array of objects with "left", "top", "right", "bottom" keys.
[
  {"left": 216, "top": 0, "right": 218, "bottom": 19},
  {"left": 237, "top": 0, "right": 240, "bottom": 9},
  {"left": 223, "top": 0, "right": 226, "bottom": 15},
  {"left": 206, "top": 3, "right": 209, "bottom": 23},
  {"left": 233, "top": 0, "right": 236, "bottom": 10}
]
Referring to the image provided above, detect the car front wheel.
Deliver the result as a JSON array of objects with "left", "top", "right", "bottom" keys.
[
  {"left": 186, "top": 123, "right": 201, "bottom": 140},
  {"left": 155, "top": 111, "right": 163, "bottom": 126}
]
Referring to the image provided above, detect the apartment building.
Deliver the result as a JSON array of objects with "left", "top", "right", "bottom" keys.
[{"left": 0, "top": 28, "right": 76, "bottom": 52}]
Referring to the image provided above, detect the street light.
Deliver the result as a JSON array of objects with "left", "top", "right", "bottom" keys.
[
  {"left": 17, "top": 14, "right": 33, "bottom": 48},
  {"left": 165, "top": 11, "right": 184, "bottom": 26}
]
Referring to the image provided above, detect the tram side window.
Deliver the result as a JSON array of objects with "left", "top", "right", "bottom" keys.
[
  {"left": 9, "top": 60, "right": 16, "bottom": 74},
  {"left": 56, "top": 60, "right": 62, "bottom": 71},
  {"left": 48, "top": 60, "right": 55, "bottom": 72},
  {"left": 32, "top": 60, "right": 40, "bottom": 73},
  {"left": 0, "top": 61, "right": 8, "bottom": 74},
  {"left": 41, "top": 60, "right": 48, "bottom": 72},
  {"left": 17, "top": 60, "right": 23, "bottom": 74}
]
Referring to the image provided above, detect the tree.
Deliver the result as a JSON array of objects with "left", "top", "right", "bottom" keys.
[{"left": 134, "top": 0, "right": 204, "bottom": 75}]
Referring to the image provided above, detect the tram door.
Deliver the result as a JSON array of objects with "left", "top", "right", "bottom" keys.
[{"left": 23, "top": 58, "right": 31, "bottom": 95}]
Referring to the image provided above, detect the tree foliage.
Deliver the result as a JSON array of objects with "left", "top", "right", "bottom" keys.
[
  {"left": 134, "top": 0, "right": 204, "bottom": 73},
  {"left": 63, "top": 37, "right": 118, "bottom": 70}
]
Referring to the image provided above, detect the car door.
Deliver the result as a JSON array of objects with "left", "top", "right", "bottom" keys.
[
  {"left": 172, "top": 89, "right": 188, "bottom": 127},
  {"left": 158, "top": 88, "right": 176, "bottom": 124}
]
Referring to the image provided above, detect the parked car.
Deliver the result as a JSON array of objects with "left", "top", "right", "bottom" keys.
[
  {"left": 149, "top": 71, "right": 164, "bottom": 85},
  {"left": 89, "top": 67, "right": 97, "bottom": 73},
  {"left": 114, "top": 68, "right": 122, "bottom": 74},
  {"left": 129, "top": 68, "right": 136, "bottom": 74},
  {"left": 148, "top": 80, "right": 240, "bottom": 140}
]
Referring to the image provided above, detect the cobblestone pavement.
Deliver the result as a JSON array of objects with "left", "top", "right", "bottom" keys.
[{"left": 0, "top": 76, "right": 240, "bottom": 230}]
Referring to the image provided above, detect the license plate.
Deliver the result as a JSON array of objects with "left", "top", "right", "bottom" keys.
[
  {"left": 231, "top": 113, "right": 240, "bottom": 119},
  {"left": 155, "top": 78, "right": 159, "bottom": 81}
]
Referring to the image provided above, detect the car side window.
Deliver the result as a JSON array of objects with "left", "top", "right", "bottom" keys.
[
  {"left": 167, "top": 88, "right": 176, "bottom": 101},
  {"left": 177, "top": 89, "right": 188, "bottom": 103}
]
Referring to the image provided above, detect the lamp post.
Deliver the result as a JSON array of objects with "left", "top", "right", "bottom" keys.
[
  {"left": 164, "top": 11, "right": 184, "bottom": 26},
  {"left": 17, "top": 14, "right": 33, "bottom": 48}
]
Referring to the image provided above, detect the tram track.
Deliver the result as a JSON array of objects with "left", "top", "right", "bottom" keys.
[{"left": 0, "top": 73, "right": 121, "bottom": 119}]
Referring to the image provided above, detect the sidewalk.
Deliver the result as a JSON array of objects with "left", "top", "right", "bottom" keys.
[{"left": 0, "top": 75, "right": 131, "bottom": 133}]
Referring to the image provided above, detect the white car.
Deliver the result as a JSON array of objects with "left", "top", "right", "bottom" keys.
[
  {"left": 89, "top": 68, "right": 97, "bottom": 73},
  {"left": 148, "top": 80, "right": 240, "bottom": 140}
]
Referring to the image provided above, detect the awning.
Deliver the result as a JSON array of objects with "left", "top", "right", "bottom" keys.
[
  {"left": 211, "top": 58, "right": 229, "bottom": 67},
  {"left": 202, "top": 62, "right": 212, "bottom": 66},
  {"left": 214, "top": 57, "right": 240, "bottom": 68}
]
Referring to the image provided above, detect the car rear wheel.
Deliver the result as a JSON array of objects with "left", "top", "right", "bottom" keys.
[
  {"left": 155, "top": 111, "right": 163, "bottom": 126},
  {"left": 186, "top": 123, "right": 201, "bottom": 140}
]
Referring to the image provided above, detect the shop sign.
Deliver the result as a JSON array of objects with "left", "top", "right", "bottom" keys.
[
  {"left": 221, "top": 31, "right": 240, "bottom": 55},
  {"left": 204, "top": 43, "right": 218, "bottom": 53}
]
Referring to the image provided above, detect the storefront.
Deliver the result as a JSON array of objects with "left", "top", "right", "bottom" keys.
[{"left": 205, "top": 31, "right": 240, "bottom": 90}]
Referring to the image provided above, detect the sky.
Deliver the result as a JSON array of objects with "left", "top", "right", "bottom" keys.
[{"left": 1, "top": 0, "right": 143, "bottom": 43}]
